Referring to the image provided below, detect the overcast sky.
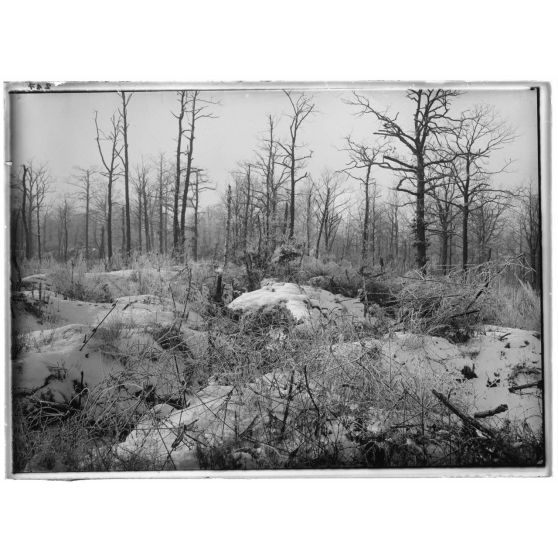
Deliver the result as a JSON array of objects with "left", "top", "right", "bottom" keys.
[{"left": 9, "top": 86, "right": 538, "bottom": 209}]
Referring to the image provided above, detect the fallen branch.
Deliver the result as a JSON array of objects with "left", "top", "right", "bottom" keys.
[
  {"left": 432, "top": 390, "right": 521, "bottom": 462},
  {"left": 498, "top": 332, "right": 511, "bottom": 341},
  {"left": 432, "top": 389, "right": 496, "bottom": 439},
  {"left": 80, "top": 301, "right": 118, "bottom": 351},
  {"left": 474, "top": 404, "right": 508, "bottom": 419},
  {"left": 509, "top": 380, "right": 543, "bottom": 393}
]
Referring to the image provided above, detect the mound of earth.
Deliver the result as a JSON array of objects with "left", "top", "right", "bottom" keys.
[
  {"left": 115, "top": 371, "right": 360, "bottom": 470},
  {"left": 228, "top": 281, "right": 366, "bottom": 324},
  {"left": 12, "top": 324, "right": 122, "bottom": 404}
]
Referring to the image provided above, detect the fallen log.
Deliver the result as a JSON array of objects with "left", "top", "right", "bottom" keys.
[{"left": 474, "top": 404, "right": 508, "bottom": 419}]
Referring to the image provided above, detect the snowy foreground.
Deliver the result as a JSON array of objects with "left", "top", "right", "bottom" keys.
[{"left": 13, "top": 273, "right": 543, "bottom": 471}]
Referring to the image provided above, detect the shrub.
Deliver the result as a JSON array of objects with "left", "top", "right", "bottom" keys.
[{"left": 483, "top": 279, "right": 541, "bottom": 331}]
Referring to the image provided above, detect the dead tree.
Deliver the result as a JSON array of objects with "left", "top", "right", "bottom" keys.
[
  {"left": 57, "top": 197, "right": 71, "bottom": 262},
  {"left": 351, "top": 89, "right": 459, "bottom": 270},
  {"left": 72, "top": 168, "right": 95, "bottom": 260},
  {"left": 314, "top": 171, "right": 346, "bottom": 258},
  {"left": 305, "top": 180, "right": 313, "bottom": 256},
  {"left": 92, "top": 188, "right": 107, "bottom": 261},
  {"left": 224, "top": 183, "right": 232, "bottom": 266},
  {"left": 120, "top": 206, "right": 126, "bottom": 256},
  {"left": 135, "top": 162, "right": 153, "bottom": 253},
  {"left": 243, "top": 164, "right": 252, "bottom": 252},
  {"left": 179, "top": 91, "right": 217, "bottom": 253},
  {"left": 189, "top": 169, "right": 215, "bottom": 261},
  {"left": 279, "top": 91, "right": 315, "bottom": 239},
  {"left": 33, "top": 168, "right": 50, "bottom": 263},
  {"left": 20, "top": 165, "right": 31, "bottom": 259},
  {"left": 156, "top": 154, "right": 171, "bottom": 254},
  {"left": 254, "top": 115, "right": 289, "bottom": 254},
  {"left": 118, "top": 92, "right": 133, "bottom": 259},
  {"left": 172, "top": 91, "right": 188, "bottom": 252},
  {"left": 341, "top": 136, "right": 388, "bottom": 268},
  {"left": 95, "top": 110, "right": 122, "bottom": 263}
]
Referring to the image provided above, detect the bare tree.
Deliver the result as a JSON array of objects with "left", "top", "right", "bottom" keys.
[
  {"left": 189, "top": 169, "right": 215, "bottom": 261},
  {"left": 224, "top": 183, "right": 232, "bottom": 266},
  {"left": 178, "top": 91, "right": 217, "bottom": 253},
  {"left": 471, "top": 190, "right": 510, "bottom": 264},
  {"left": 95, "top": 110, "right": 122, "bottom": 263},
  {"left": 314, "top": 170, "right": 346, "bottom": 258},
  {"left": 118, "top": 92, "right": 133, "bottom": 258},
  {"left": 132, "top": 163, "right": 151, "bottom": 253},
  {"left": 17, "top": 163, "right": 50, "bottom": 262},
  {"left": 446, "top": 105, "right": 515, "bottom": 269},
  {"left": 351, "top": 89, "right": 460, "bottom": 270},
  {"left": 156, "top": 154, "right": 171, "bottom": 254},
  {"left": 56, "top": 197, "right": 71, "bottom": 262},
  {"left": 427, "top": 177, "right": 460, "bottom": 273},
  {"left": 20, "top": 165, "right": 31, "bottom": 259},
  {"left": 32, "top": 167, "right": 50, "bottom": 263},
  {"left": 279, "top": 91, "right": 315, "bottom": 238},
  {"left": 242, "top": 164, "right": 252, "bottom": 252},
  {"left": 172, "top": 91, "right": 188, "bottom": 252},
  {"left": 517, "top": 181, "right": 541, "bottom": 288},
  {"left": 91, "top": 187, "right": 108, "bottom": 261},
  {"left": 72, "top": 168, "right": 95, "bottom": 260},
  {"left": 253, "top": 115, "right": 289, "bottom": 254},
  {"left": 341, "top": 136, "right": 387, "bottom": 268}
]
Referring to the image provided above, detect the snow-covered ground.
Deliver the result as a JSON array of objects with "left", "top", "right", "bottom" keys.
[{"left": 13, "top": 269, "right": 544, "bottom": 470}]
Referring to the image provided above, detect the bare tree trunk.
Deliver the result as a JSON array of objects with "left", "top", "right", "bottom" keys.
[
  {"left": 282, "top": 92, "right": 315, "bottom": 239},
  {"left": 173, "top": 92, "right": 186, "bottom": 253},
  {"left": 158, "top": 155, "right": 164, "bottom": 254},
  {"left": 63, "top": 201, "right": 69, "bottom": 263},
  {"left": 440, "top": 221, "right": 449, "bottom": 273},
  {"left": 99, "top": 225, "right": 105, "bottom": 260},
  {"left": 224, "top": 184, "right": 232, "bottom": 266},
  {"left": 21, "top": 165, "right": 31, "bottom": 259},
  {"left": 192, "top": 171, "right": 200, "bottom": 261},
  {"left": 84, "top": 170, "right": 91, "bottom": 260},
  {"left": 107, "top": 176, "right": 113, "bottom": 261},
  {"left": 42, "top": 211, "right": 48, "bottom": 259},
  {"left": 180, "top": 92, "right": 198, "bottom": 249},
  {"left": 416, "top": 161, "right": 427, "bottom": 270},
  {"left": 143, "top": 186, "right": 150, "bottom": 253},
  {"left": 243, "top": 165, "right": 251, "bottom": 252},
  {"left": 306, "top": 187, "right": 312, "bottom": 255},
  {"left": 121, "top": 206, "right": 126, "bottom": 257},
  {"left": 36, "top": 201, "right": 42, "bottom": 263},
  {"left": 462, "top": 190, "right": 469, "bottom": 270},
  {"left": 137, "top": 190, "right": 143, "bottom": 254},
  {"left": 120, "top": 93, "right": 132, "bottom": 259},
  {"left": 282, "top": 201, "right": 289, "bottom": 237},
  {"left": 361, "top": 165, "right": 371, "bottom": 267},
  {"left": 371, "top": 184, "right": 377, "bottom": 265}
]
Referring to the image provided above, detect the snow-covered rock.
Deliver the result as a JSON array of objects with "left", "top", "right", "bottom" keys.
[{"left": 227, "top": 281, "right": 366, "bottom": 324}]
